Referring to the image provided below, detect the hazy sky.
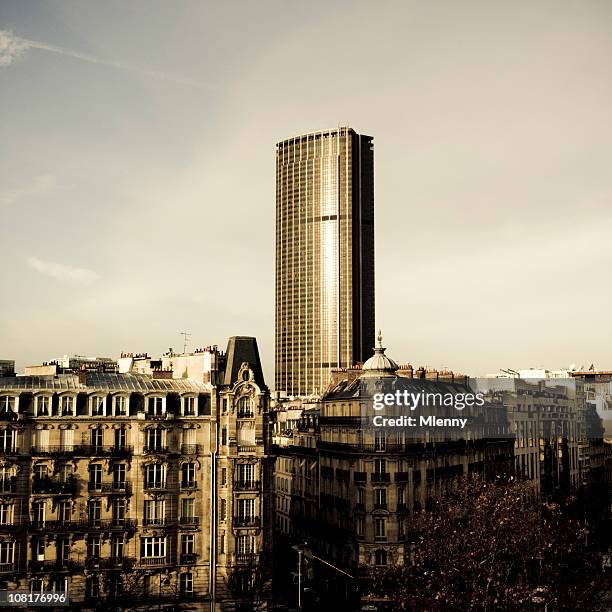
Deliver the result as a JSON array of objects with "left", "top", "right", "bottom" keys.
[{"left": 1, "top": 0, "right": 611, "bottom": 380}]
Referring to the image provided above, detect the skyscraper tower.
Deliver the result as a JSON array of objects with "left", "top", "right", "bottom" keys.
[{"left": 275, "top": 127, "right": 375, "bottom": 396}]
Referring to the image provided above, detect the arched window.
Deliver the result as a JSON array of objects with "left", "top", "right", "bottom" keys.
[
  {"left": 374, "top": 549, "right": 387, "bottom": 566},
  {"left": 237, "top": 397, "right": 253, "bottom": 418}
]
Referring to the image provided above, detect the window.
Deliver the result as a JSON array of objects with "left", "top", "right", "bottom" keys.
[
  {"left": 90, "top": 396, "right": 105, "bottom": 417},
  {"left": 237, "top": 464, "right": 255, "bottom": 487},
  {"left": 147, "top": 397, "right": 164, "bottom": 416},
  {"left": 236, "top": 535, "right": 255, "bottom": 555},
  {"left": 114, "top": 427, "right": 127, "bottom": 450},
  {"left": 374, "top": 430, "right": 386, "bottom": 451},
  {"left": 0, "top": 396, "right": 16, "bottom": 414},
  {"left": 237, "top": 499, "right": 255, "bottom": 523},
  {"left": 30, "top": 579, "right": 44, "bottom": 593},
  {"left": 114, "top": 396, "right": 128, "bottom": 416},
  {"left": 357, "top": 517, "right": 365, "bottom": 536},
  {"left": 141, "top": 536, "right": 166, "bottom": 558},
  {"left": 181, "top": 463, "right": 196, "bottom": 488},
  {"left": 0, "top": 504, "right": 12, "bottom": 526},
  {"left": 34, "top": 464, "right": 48, "bottom": 479},
  {"left": 374, "top": 488, "right": 387, "bottom": 508},
  {"left": 85, "top": 575, "right": 99, "bottom": 599},
  {"left": 112, "top": 498, "right": 126, "bottom": 525},
  {"left": 0, "top": 541, "right": 14, "bottom": 565},
  {"left": 89, "top": 464, "right": 102, "bottom": 489},
  {"left": 183, "top": 396, "right": 196, "bottom": 416},
  {"left": 221, "top": 468, "right": 227, "bottom": 486},
  {"left": 90, "top": 428, "right": 103, "bottom": 450},
  {"left": 222, "top": 398, "right": 228, "bottom": 414},
  {"left": 181, "top": 498, "right": 194, "bottom": 520},
  {"left": 59, "top": 396, "right": 74, "bottom": 417},
  {"left": 35, "top": 429, "right": 49, "bottom": 452},
  {"left": 374, "top": 518, "right": 386, "bottom": 538},
  {"left": 397, "top": 486, "right": 406, "bottom": 507},
  {"left": 181, "top": 534, "right": 195, "bottom": 555},
  {"left": 59, "top": 464, "right": 73, "bottom": 483},
  {"left": 219, "top": 533, "right": 225, "bottom": 554},
  {"left": 219, "top": 498, "right": 227, "bottom": 521},
  {"left": 375, "top": 549, "right": 387, "bottom": 566},
  {"left": 59, "top": 429, "right": 74, "bottom": 452},
  {"left": 374, "top": 459, "right": 386, "bottom": 474},
  {"left": 0, "top": 430, "right": 16, "bottom": 453},
  {"left": 87, "top": 535, "right": 100, "bottom": 560},
  {"left": 113, "top": 464, "right": 127, "bottom": 489},
  {"left": 179, "top": 572, "right": 193, "bottom": 596},
  {"left": 221, "top": 427, "right": 227, "bottom": 446},
  {"left": 58, "top": 501, "right": 71, "bottom": 524},
  {"left": 145, "top": 428, "right": 164, "bottom": 451},
  {"left": 112, "top": 536, "right": 124, "bottom": 560},
  {"left": 237, "top": 396, "right": 253, "bottom": 418},
  {"left": 32, "top": 500, "right": 46, "bottom": 526},
  {"left": 357, "top": 488, "right": 365, "bottom": 505},
  {"left": 36, "top": 396, "right": 50, "bottom": 416},
  {"left": 56, "top": 537, "right": 69, "bottom": 564},
  {"left": 144, "top": 499, "right": 165, "bottom": 525},
  {"left": 33, "top": 537, "right": 45, "bottom": 561},
  {"left": 144, "top": 464, "right": 166, "bottom": 489},
  {"left": 88, "top": 500, "right": 101, "bottom": 526}
]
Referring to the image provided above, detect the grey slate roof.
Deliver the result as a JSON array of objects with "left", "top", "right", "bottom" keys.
[{"left": 0, "top": 372, "right": 211, "bottom": 393}]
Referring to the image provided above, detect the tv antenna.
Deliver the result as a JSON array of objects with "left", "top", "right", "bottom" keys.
[{"left": 180, "top": 331, "right": 191, "bottom": 355}]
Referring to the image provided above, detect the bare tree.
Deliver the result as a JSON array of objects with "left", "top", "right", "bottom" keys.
[{"left": 364, "top": 475, "right": 604, "bottom": 611}]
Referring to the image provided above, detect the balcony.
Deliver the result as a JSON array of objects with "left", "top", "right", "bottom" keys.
[
  {"left": 29, "top": 559, "right": 83, "bottom": 573},
  {"left": 237, "top": 411, "right": 255, "bottom": 419},
  {"left": 87, "top": 518, "right": 137, "bottom": 531},
  {"left": 143, "top": 446, "right": 169, "bottom": 455},
  {"left": 87, "top": 481, "right": 132, "bottom": 495},
  {"left": 139, "top": 556, "right": 171, "bottom": 567},
  {"left": 0, "top": 562, "right": 16, "bottom": 573},
  {"left": 30, "top": 445, "right": 133, "bottom": 457},
  {"left": 180, "top": 444, "right": 202, "bottom": 455},
  {"left": 180, "top": 480, "right": 197, "bottom": 490},
  {"left": 179, "top": 516, "right": 199, "bottom": 528},
  {"left": 143, "top": 481, "right": 167, "bottom": 492},
  {"left": 235, "top": 553, "right": 258, "bottom": 565},
  {"left": 233, "top": 515, "right": 259, "bottom": 528},
  {"left": 373, "top": 503, "right": 388, "bottom": 511},
  {"left": 86, "top": 556, "right": 136, "bottom": 570},
  {"left": 142, "top": 517, "right": 169, "bottom": 527},
  {"left": 237, "top": 445, "right": 257, "bottom": 454},
  {"left": 32, "top": 475, "right": 78, "bottom": 495},
  {"left": 234, "top": 480, "right": 259, "bottom": 491},
  {"left": 371, "top": 473, "right": 391, "bottom": 483},
  {"left": 180, "top": 553, "right": 198, "bottom": 565},
  {"left": 0, "top": 446, "right": 19, "bottom": 456}
]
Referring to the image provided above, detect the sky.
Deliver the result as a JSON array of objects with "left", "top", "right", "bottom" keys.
[{"left": 1, "top": 0, "right": 612, "bottom": 380}]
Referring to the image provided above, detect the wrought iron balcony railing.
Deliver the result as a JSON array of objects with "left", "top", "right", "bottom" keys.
[
  {"left": 87, "top": 481, "right": 132, "bottom": 495},
  {"left": 234, "top": 480, "right": 260, "bottom": 491},
  {"left": 233, "top": 515, "right": 259, "bottom": 528}
]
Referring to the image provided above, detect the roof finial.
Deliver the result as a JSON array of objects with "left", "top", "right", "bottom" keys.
[{"left": 376, "top": 330, "right": 383, "bottom": 349}]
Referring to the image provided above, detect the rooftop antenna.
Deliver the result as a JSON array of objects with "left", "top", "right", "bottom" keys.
[{"left": 180, "top": 331, "right": 191, "bottom": 355}]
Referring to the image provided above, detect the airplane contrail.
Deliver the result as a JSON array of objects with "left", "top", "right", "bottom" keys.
[{"left": 0, "top": 29, "right": 211, "bottom": 89}]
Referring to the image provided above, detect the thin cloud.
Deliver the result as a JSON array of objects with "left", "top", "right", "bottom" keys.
[
  {"left": 27, "top": 256, "right": 100, "bottom": 285},
  {"left": 0, "top": 29, "right": 210, "bottom": 89},
  {"left": 0, "top": 174, "right": 55, "bottom": 207}
]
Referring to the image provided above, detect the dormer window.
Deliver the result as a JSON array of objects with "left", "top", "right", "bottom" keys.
[
  {"left": 58, "top": 396, "right": 75, "bottom": 417},
  {"left": 237, "top": 397, "right": 254, "bottom": 418},
  {"left": 0, "top": 396, "right": 16, "bottom": 415},
  {"left": 182, "top": 396, "right": 196, "bottom": 417},
  {"left": 35, "top": 396, "right": 50, "bottom": 417},
  {"left": 147, "top": 397, "right": 165, "bottom": 417},
  {"left": 90, "top": 396, "right": 106, "bottom": 417},
  {"left": 113, "top": 396, "right": 128, "bottom": 417}
]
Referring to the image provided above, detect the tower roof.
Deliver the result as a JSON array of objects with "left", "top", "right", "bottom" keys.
[{"left": 361, "top": 331, "right": 399, "bottom": 376}]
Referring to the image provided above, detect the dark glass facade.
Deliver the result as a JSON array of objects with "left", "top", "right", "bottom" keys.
[{"left": 275, "top": 127, "right": 375, "bottom": 396}]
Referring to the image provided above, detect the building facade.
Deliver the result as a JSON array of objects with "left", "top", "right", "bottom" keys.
[
  {"left": 275, "top": 127, "right": 375, "bottom": 397},
  {"left": 0, "top": 336, "right": 272, "bottom": 610}
]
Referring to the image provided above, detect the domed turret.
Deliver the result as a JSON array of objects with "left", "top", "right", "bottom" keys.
[{"left": 362, "top": 331, "right": 399, "bottom": 376}]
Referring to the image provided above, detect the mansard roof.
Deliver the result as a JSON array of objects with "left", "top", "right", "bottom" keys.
[{"left": 0, "top": 372, "right": 210, "bottom": 393}]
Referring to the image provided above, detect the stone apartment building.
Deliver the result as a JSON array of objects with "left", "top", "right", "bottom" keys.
[
  {"left": 0, "top": 336, "right": 272, "bottom": 610},
  {"left": 272, "top": 338, "right": 514, "bottom": 577}
]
